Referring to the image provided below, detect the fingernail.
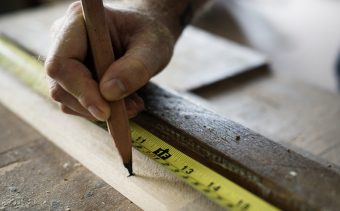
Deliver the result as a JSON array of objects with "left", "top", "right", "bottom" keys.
[
  {"left": 88, "top": 106, "right": 107, "bottom": 121},
  {"left": 102, "top": 79, "right": 126, "bottom": 100}
]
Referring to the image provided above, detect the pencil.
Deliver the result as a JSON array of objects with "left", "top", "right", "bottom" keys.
[{"left": 81, "top": 0, "right": 134, "bottom": 176}]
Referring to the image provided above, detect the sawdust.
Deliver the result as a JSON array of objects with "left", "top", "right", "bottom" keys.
[{"left": 1, "top": 191, "right": 37, "bottom": 210}]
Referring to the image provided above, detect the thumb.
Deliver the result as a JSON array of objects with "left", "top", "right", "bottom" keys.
[{"left": 99, "top": 30, "right": 174, "bottom": 101}]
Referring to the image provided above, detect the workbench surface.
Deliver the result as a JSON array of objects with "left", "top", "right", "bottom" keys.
[
  {"left": 0, "top": 2, "right": 339, "bottom": 210},
  {"left": 0, "top": 104, "right": 140, "bottom": 210}
]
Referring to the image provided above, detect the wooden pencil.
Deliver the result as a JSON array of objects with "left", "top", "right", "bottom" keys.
[{"left": 81, "top": 0, "right": 133, "bottom": 176}]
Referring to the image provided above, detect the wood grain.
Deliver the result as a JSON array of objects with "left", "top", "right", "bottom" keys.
[
  {"left": 135, "top": 83, "right": 340, "bottom": 211},
  {"left": 194, "top": 70, "right": 340, "bottom": 166}
]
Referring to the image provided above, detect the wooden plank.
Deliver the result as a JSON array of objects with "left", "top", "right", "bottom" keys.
[
  {"left": 134, "top": 83, "right": 340, "bottom": 211},
  {"left": 193, "top": 71, "right": 340, "bottom": 166},
  {"left": 0, "top": 104, "right": 140, "bottom": 211},
  {"left": 0, "top": 2, "right": 266, "bottom": 91},
  {"left": 0, "top": 70, "right": 222, "bottom": 211}
]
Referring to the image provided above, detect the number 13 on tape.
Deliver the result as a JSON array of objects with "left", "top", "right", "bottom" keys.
[{"left": 130, "top": 122, "right": 280, "bottom": 211}]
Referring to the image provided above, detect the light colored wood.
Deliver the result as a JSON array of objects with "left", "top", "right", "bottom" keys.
[
  {"left": 0, "top": 104, "right": 140, "bottom": 211},
  {"left": 0, "top": 70, "right": 222, "bottom": 211}
]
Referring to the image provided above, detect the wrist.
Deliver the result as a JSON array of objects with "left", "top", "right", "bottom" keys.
[
  {"left": 106, "top": 0, "right": 209, "bottom": 39},
  {"left": 144, "top": 0, "right": 210, "bottom": 38}
]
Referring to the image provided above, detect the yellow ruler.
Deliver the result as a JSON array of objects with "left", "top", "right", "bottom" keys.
[{"left": 0, "top": 35, "right": 279, "bottom": 211}]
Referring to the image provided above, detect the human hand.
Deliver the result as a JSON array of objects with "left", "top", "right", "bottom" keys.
[{"left": 45, "top": 1, "right": 177, "bottom": 121}]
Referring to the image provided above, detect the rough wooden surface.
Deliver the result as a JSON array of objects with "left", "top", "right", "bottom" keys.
[
  {"left": 135, "top": 83, "right": 340, "bottom": 211},
  {"left": 0, "top": 104, "right": 140, "bottom": 211},
  {"left": 193, "top": 69, "right": 340, "bottom": 166}
]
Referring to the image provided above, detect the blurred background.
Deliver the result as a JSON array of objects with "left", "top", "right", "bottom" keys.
[
  {"left": 0, "top": 0, "right": 67, "bottom": 14},
  {"left": 194, "top": 0, "right": 340, "bottom": 93},
  {"left": 1, "top": 0, "right": 340, "bottom": 92}
]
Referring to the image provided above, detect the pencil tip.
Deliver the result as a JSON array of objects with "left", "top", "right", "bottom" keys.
[{"left": 124, "top": 161, "right": 135, "bottom": 177}]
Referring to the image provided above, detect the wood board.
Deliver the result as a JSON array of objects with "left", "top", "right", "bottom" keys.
[
  {"left": 134, "top": 83, "right": 340, "bottom": 211},
  {"left": 0, "top": 69, "right": 222, "bottom": 211},
  {"left": 193, "top": 69, "right": 340, "bottom": 166},
  {"left": 1, "top": 59, "right": 340, "bottom": 210}
]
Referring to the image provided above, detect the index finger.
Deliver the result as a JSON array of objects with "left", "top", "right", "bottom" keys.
[{"left": 45, "top": 2, "right": 111, "bottom": 120}]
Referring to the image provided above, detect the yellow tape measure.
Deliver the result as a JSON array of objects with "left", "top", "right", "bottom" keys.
[
  {"left": 131, "top": 122, "right": 278, "bottom": 211},
  {"left": 0, "top": 35, "right": 279, "bottom": 211}
]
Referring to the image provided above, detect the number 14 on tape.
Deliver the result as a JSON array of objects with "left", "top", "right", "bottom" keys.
[{"left": 130, "top": 122, "right": 279, "bottom": 211}]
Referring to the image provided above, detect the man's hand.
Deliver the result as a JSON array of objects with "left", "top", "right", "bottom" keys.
[{"left": 45, "top": 0, "right": 207, "bottom": 121}]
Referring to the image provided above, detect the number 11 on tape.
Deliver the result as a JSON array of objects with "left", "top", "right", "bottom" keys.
[{"left": 130, "top": 122, "right": 280, "bottom": 211}]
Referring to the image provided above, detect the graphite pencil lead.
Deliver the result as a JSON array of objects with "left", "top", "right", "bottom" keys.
[{"left": 124, "top": 161, "right": 135, "bottom": 177}]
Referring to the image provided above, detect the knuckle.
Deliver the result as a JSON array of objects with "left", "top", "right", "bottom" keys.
[
  {"left": 116, "top": 58, "right": 151, "bottom": 97},
  {"left": 155, "top": 42, "right": 173, "bottom": 72},
  {"left": 67, "top": 1, "right": 82, "bottom": 15},
  {"left": 146, "top": 22, "right": 174, "bottom": 70},
  {"left": 50, "top": 85, "right": 64, "bottom": 102},
  {"left": 45, "top": 59, "right": 61, "bottom": 79},
  {"left": 134, "top": 58, "right": 152, "bottom": 82}
]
